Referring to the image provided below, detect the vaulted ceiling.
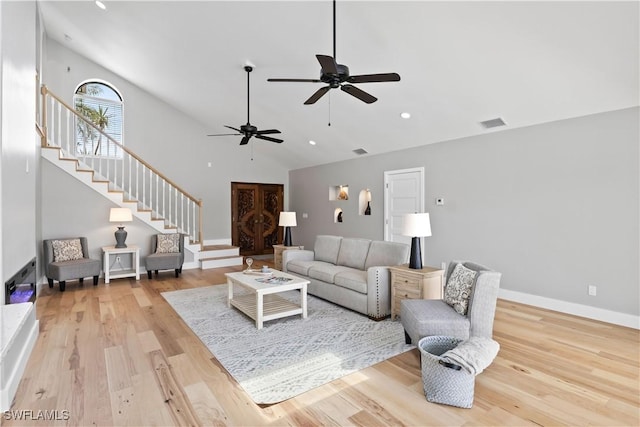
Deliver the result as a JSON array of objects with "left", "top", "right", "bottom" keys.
[{"left": 38, "top": 1, "right": 639, "bottom": 169}]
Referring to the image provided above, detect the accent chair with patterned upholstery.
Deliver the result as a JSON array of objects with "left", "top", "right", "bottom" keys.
[
  {"left": 400, "top": 260, "right": 501, "bottom": 344},
  {"left": 43, "top": 237, "right": 101, "bottom": 292},
  {"left": 145, "top": 233, "right": 185, "bottom": 279}
]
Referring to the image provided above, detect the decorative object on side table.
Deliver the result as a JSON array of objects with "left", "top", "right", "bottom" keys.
[
  {"left": 364, "top": 189, "right": 372, "bottom": 215},
  {"left": 337, "top": 211, "right": 343, "bottom": 222},
  {"left": 109, "top": 207, "right": 133, "bottom": 248},
  {"left": 279, "top": 211, "right": 297, "bottom": 246},
  {"left": 402, "top": 212, "right": 432, "bottom": 269}
]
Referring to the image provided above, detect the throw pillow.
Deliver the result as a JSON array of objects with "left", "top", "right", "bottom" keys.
[
  {"left": 444, "top": 263, "right": 477, "bottom": 315},
  {"left": 52, "top": 239, "right": 84, "bottom": 262},
  {"left": 156, "top": 234, "right": 181, "bottom": 253}
]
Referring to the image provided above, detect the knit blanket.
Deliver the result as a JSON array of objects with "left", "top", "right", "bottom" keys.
[{"left": 441, "top": 337, "right": 500, "bottom": 375}]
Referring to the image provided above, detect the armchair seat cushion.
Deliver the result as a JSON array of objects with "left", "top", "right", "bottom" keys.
[
  {"left": 48, "top": 258, "right": 101, "bottom": 281},
  {"left": 145, "top": 252, "right": 182, "bottom": 270},
  {"left": 401, "top": 299, "right": 471, "bottom": 344}
]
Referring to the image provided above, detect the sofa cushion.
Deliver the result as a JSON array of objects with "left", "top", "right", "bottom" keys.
[
  {"left": 444, "top": 263, "right": 477, "bottom": 315},
  {"left": 52, "top": 239, "right": 84, "bottom": 262},
  {"left": 308, "top": 263, "right": 351, "bottom": 284},
  {"left": 364, "top": 241, "right": 410, "bottom": 270},
  {"left": 314, "top": 235, "right": 342, "bottom": 264},
  {"left": 286, "top": 259, "right": 317, "bottom": 276},
  {"left": 334, "top": 269, "right": 368, "bottom": 294},
  {"left": 336, "top": 238, "right": 371, "bottom": 270}
]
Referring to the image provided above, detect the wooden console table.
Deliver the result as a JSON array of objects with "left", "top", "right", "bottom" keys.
[{"left": 273, "top": 244, "right": 304, "bottom": 271}]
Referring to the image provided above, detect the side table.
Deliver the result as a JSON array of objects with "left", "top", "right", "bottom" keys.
[
  {"left": 102, "top": 245, "right": 140, "bottom": 284},
  {"left": 272, "top": 244, "right": 304, "bottom": 271},
  {"left": 389, "top": 264, "right": 444, "bottom": 320}
]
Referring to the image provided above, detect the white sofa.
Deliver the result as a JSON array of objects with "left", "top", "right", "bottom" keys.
[{"left": 282, "top": 235, "right": 410, "bottom": 320}]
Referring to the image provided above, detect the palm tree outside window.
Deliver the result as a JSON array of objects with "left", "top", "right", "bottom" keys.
[{"left": 74, "top": 81, "right": 123, "bottom": 158}]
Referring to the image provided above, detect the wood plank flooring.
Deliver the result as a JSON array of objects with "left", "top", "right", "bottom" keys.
[{"left": 3, "top": 264, "right": 639, "bottom": 426}]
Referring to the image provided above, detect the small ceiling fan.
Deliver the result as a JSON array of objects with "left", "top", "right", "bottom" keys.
[
  {"left": 267, "top": 0, "right": 400, "bottom": 105},
  {"left": 208, "top": 65, "right": 283, "bottom": 145}
]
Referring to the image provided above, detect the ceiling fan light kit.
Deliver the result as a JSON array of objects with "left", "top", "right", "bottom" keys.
[{"left": 267, "top": 0, "right": 401, "bottom": 105}]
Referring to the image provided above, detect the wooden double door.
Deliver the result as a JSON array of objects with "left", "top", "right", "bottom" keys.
[{"left": 231, "top": 182, "right": 284, "bottom": 256}]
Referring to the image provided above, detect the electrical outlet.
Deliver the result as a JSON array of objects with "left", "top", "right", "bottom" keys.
[
  {"left": 588, "top": 285, "right": 597, "bottom": 296},
  {"left": 116, "top": 256, "right": 121, "bottom": 262}
]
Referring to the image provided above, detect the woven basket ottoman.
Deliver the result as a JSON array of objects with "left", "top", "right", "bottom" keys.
[{"left": 418, "top": 336, "right": 475, "bottom": 408}]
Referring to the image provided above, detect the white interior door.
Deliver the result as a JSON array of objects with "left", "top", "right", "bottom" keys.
[{"left": 384, "top": 167, "right": 425, "bottom": 246}]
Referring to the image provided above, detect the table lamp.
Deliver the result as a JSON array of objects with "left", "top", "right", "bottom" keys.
[
  {"left": 402, "top": 213, "right": 432, "bottom": 269},
  {"left": 110, "top": 207, "right": 133, "bottom": 248},
  {"left": 279, "top": 212, "right": 297, "bottom": 246}
]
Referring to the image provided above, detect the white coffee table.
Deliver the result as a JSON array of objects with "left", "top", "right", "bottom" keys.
[{"left": 225, "top": 270, "right": 309, "bottom": 329}]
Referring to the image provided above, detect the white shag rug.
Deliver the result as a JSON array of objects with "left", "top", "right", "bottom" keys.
[{"left": 162, "top": 284, "right": 414, "bottom": 404}]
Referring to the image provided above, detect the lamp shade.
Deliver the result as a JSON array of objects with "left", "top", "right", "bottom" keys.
[
  {"left": 402, "top": 213, "right": 431, "bottom": 237},
  {"left": 109, "top": 208, "right": 132, "bottom": 223},
  {"left": 279, "top": 211, "right": 297, "bottom": 227}
]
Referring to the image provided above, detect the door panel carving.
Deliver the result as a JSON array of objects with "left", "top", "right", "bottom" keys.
[{"left": 232, "top": 182, "right": 284, "bottom": 256}]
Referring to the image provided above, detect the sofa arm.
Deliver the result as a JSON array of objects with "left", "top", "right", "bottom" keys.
[
  {"left": 366, "top": 266, "right": 393, "bottom": 320},
  {"left": 282, "top": 249, "right": 314, "bottom": 272}
]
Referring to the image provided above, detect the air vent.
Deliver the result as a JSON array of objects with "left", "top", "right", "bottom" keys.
[
  {"left": 353, "top": 148, "right": 368, "bottom": 155},
  {"left": 480, "top": 117, "right": 506, "bottom": 129}
]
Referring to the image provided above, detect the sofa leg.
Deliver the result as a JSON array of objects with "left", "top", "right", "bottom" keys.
[
  {"left": 93, "top": 276, "right": 99, "bottom": 286},
  {"left": 79, "top": 277, "right": 84, "bottom": 286},
  {"left": 147, "top": 271, "right": 152, "bottom": 280},
  {"left": 404, "top": 330, "right": 412, "bottom": 345},
  {"left": 179, "top": 267, "right": 183, "bottom": 274},
  {"left": 175, "top": 269, "right": 179, "bottom": 278},
  {"left": 48, "top": 278, "right": 54, "bottom": 288},
  {"left": 59, "top": 281, "right": 66, "bottom": 292}
]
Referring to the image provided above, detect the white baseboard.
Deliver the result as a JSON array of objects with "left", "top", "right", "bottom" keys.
[{"left": 499, "top": 288, "right": 640, "bottom": 329}]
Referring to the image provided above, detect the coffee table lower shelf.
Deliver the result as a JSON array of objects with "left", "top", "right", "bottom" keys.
[{"left": 230, "top": 293, "right": 304, "bottom": 327}]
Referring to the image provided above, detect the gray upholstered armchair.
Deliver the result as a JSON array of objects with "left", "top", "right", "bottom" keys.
[
  {"left": 145, "top": 233, "right": 185, "bottom": 279},
  {"left": 400, "top": 260, "right": 501, "bottom": 344},
  {"left": 43, "top": 237, "right": 101, "bottom": 292}
]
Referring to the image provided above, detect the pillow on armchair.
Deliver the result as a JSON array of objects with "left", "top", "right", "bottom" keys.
[
  {"left": 51, "top": 238, "right": 84, "bottom": 262},
  {"left": 444, "top": 263, "right": 477, "bottom": 315},
  {"left": 156, "top": 234, "right": 181, "bottom": 253}
]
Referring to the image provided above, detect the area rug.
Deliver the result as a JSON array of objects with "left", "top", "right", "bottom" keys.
[{"left": 161, "top": 284, "right": 414, "bottom": 404}]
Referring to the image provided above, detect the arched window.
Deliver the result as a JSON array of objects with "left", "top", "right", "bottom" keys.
[{"left": 74, "top": 81, "right": 123, "bottom": 157}]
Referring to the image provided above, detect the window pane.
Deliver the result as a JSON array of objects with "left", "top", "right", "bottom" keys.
[{"left": 74, "top": 82, "right": 123, "bottom": 158}]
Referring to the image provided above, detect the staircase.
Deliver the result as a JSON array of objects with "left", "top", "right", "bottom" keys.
[{"left": 39, "top": 86, "right": 243, "bottom": 270}]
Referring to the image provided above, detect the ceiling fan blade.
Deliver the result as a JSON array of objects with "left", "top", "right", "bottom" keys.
[
  {"left": 304, "top": 86, "right": 331, "bottom": 105},
  {"left": 207, "top": 133, "right": 241, "bottom": 137},
  {"left": 348, "top": 73, "right": 401, "bottom": 84},
  {"left": 225, "top": 125, "right": 242, "bottom": 133},
  {"left": 267, "top": 78, "right": 322, "bottom": 83},
  {"left": 256, "top": 129, "right": 281, "bottom": 135},
  {"left": 255, "top": 135, "right": 283, "bottom": 144},
  {"left": 316, "top": 54, "right": 339, "bottom": 75},
  {"left": 341, "top": 84, "right": 377, "bottom": 104},
  {"left": 239, "top": 136, "right": 251, "bottom": 146}
]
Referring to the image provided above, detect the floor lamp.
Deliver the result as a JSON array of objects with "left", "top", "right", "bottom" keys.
[
  {"left": 279, "top": 212, "right": 297, "bottom": 246},
  {"left": 402, "top": 213, "right": 432, "bottom": 269}
]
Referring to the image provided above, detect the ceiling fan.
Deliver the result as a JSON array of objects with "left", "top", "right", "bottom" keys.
[
  {"left": 267, "top": 0, "right": 400, "bottom": 105},
  {"left": 208, "top": 65, "right": 283, "bottom": 145}
]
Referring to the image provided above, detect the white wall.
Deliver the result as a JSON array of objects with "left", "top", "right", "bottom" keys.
[
  {"left": 289, "top": 108, "right": 640, "bottom": 319},
  {"left": 1, "top": 0, "right": 37, "bottom": 303},
  {"left": 42, "top": 38, "right": 290, "bottom": 241}
]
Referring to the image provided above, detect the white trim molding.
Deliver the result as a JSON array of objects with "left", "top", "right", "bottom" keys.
[{"left": 499, "top": 288, "right": 640, "bottom": 330}]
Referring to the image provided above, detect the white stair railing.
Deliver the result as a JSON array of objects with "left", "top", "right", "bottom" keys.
[{"left": 40, "top": 85, "right": 203, "bottom": 245}]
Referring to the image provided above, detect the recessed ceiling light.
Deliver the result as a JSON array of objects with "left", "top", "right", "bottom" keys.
[
  {"left": 400, "top": 112, "right": 411, "bottom": 119},
  {"left": 95, "top": 1, "right": 106, "bottom": 10},
  {"left": 309, "top": 140, "right": 316, "bottom": 145}
]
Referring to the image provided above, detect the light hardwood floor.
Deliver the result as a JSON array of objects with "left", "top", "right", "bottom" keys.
[{"left": 3, "top": 264, "right": 639, "bottom": 426}]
